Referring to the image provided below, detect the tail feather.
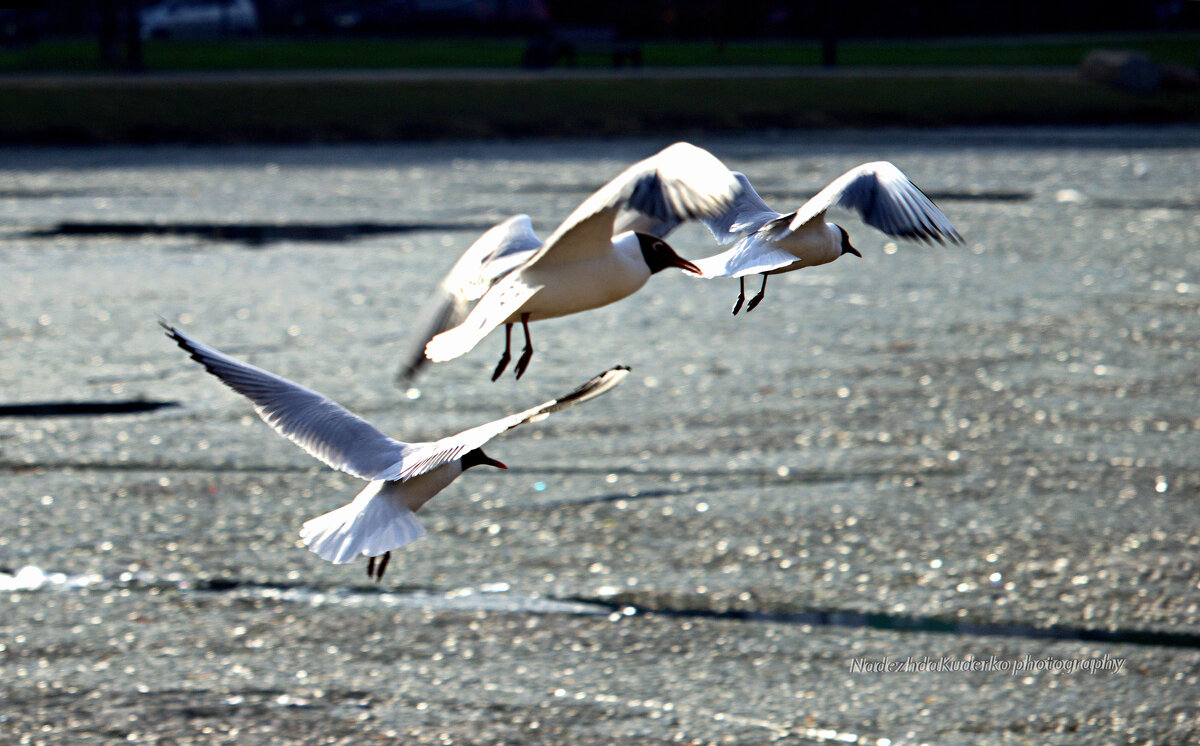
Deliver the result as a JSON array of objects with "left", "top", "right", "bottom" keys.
[{"left": 299, "top": 480, "right": 427, "bottom": 564}]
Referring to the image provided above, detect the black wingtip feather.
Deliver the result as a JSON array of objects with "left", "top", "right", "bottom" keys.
[
  {"left": 909, "top": 178, "right": 964, "bottom": 244},
  {"left": 161, "top": 320, "right": 191, "bottom": 355},
  {"left": 551, "top": 365, "right": 631, "bottom": 410},
  {"left": 161, "top": 321, "right": 227, "bottom": 382}
]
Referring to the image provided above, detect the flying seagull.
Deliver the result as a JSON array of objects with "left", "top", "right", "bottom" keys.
[
  {"left": 395, "top": 201, "right": 684, "bottom": 385},
  {"left": 423, "top": 142, "right": 742, "bottom": 380},
  {"left": 163, "top": 321, "right": 628, "bottom": 582},
  {"left": 690, "top": 163, "right": 962, "bottom": 314}
]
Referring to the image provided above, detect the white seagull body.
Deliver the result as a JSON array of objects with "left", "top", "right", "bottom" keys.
[
  {"left": 163, "top": 322, "right": 628, "bottom": 581},
  {"left": 423, "top": 141, "right": 743, "bottom": 380},
  {"left": 396, "top": 205, "right": 684, "bottom": 384},
  {"left": 690, "top": 162, "right": 962, "bottom": 313}
]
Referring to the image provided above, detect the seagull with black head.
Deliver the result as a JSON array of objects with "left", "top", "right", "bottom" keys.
[
  {"left": 422, "top": 142, "right": 743, "bottom": 380},
  {"left": 163, "top": 321, "right": 628, "bottom": 582},
  {"left": 689, "top": 162, "right": 963, "bottom": 314}
]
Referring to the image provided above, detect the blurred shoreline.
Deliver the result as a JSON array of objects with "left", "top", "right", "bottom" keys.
[{"left": 2, "top": 65, "right": 1198, "bottom": 144}]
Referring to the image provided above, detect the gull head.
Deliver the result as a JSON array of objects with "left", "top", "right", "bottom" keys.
[
  {"left": 837, "top": 225, "right": 862, "bottom": 259},
  {"left": 462, "top": 448, "right": 507, "bottom": 471},
  {"left": 636, "top": 233, "right": 701, "bottom": 276}
]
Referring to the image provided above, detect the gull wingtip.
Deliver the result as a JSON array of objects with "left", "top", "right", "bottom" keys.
[
  {"left": 560, "top": 364, "right": 632, "bottom": 405},
  {"left": 606, "top": 364, "right": 632, "bottom": 381},
  {"left": 159, "top": 317, "right": 189, "bottom": 348}
]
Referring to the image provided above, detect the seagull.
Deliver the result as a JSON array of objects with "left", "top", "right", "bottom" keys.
[
  {"left": 162, "top": 321, "right": 628, "bottom": 582},
  {"left": 690, "top": 162, "right": 963, "bottom": 314},
  {"left": 422, "top": 142, "right": 743, "bottom": 381},
  {"left": 396, "top": 203, "right": 682, "bottom": 385}
]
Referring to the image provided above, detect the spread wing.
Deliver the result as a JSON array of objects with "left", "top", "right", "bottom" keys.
[
  {"left": 452, "top": 215, "right": 545, "bottom": 301},
  {"left": 163, "top": 322, "right": 411, "bottom": 480},
  {"left": 396, "top": 215, "right": 542, "bottom": 383},
  {"left": 701, "top": 172, "right": 783, "bottom": 245},
  {"left": 523, "top": 142, "right": 743, "bottom": 270},
  {"left": 789, "top": 161, "right": 962, "bottom": 243},
  {"left": 380, "top": 366, "right": 630, "bottom": 482},
  {"left": 611, "top": 207, "right": 685, "bottom": 240}
]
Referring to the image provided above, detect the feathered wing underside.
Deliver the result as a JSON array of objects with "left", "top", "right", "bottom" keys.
[
  {"left": 396, "top": 216, "right": 543, "bottom": 383},
  {"left": 163, "top": 322, "right": 410, "bottom": 480},
  {"left": 701, "top": 172, "right": 782, "bottom": 245},
  {"left": 453, "top": 215, "right": 544, "bottom": 300},
  {"left": 610, "top": 207, "right": 683, "bottom": 241},
  {"left": 384, "top": 366, "right": 630, "bottom": 482},
  {"left": 299, "top": 480, "right": 427, "bottom": 563},
  {"left": 690, "top": 237, "right": 802, "bottom": 279},
  {"left": 520, "top": 142, "right": 742, "bottom": 270},
  {"left": 423, "top": 274, "right": 544, "bottom": 362},
  {"left": 788, "top": 162, "right": 962, "bottom": 243}
]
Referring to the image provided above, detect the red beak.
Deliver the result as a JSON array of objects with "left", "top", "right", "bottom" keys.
[
  {"left": 465, "top": 448, "right": 508, "bottom": 471},
  {"left": 672, "top": 255, "right": 703, "bottom": 275}
]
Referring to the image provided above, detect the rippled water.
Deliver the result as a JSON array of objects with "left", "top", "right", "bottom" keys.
[{"left": 2, "top": 130, "right": 1199, "bottom": 743}]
